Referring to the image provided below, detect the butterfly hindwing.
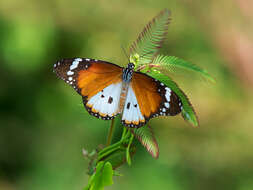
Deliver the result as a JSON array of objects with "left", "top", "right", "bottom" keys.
[
  {"left": 83, "top": 82, "right": 122, "bottom": 120},
  {"left": 122, "top": 72, "right": 182, "bottom": 128},
  {"left": 121, "top": 85, "right": 145, "bottom": 127},
  {"left": 54, "top": 58, "right": 123, "bottom": 120}
]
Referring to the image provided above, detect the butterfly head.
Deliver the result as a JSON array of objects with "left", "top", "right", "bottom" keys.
[{"left": 127, "top": 62, "right": 135, "bottom": 70}]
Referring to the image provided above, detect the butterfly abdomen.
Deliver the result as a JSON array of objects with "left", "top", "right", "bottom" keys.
[{"left": 118, "top": 82, "right": 130, "bottom": 113}]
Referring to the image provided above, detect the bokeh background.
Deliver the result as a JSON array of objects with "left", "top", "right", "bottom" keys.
[{"left": 1, "top": 0, "right": 253, "bottom": 190}]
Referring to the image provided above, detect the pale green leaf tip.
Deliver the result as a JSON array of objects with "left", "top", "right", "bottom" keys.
[
  {"left": 103, "top": 162, "right": 114, "bottom": 186},
  {"left": 199, "top": 69, "right": 216, "bottom": 84},
  {"left": 182, "top": 109, "right": 199, "bottom": 127},
  {"left": 208, "top": 75, "right": 216, "bottom": 84}
]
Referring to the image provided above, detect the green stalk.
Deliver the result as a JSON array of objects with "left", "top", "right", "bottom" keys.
[
  {"left": 98, "top": 141, "right": 122, "bottom": 160},
  {"left": 106, "top": 118, "right": 116, "bottom": 146},
  {"left": 121, "top": 126, "right": 127, "bottom": 140},
  {"left": 98, "top": 127, "right": 131, "bottom": 161},
  {"left": 126, "top": 132, "right": 134, "bottom": 165}
]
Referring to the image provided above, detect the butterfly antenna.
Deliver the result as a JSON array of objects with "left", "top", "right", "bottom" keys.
[{"left": 121, "top": 45, "right": 130, "bottom": 63}]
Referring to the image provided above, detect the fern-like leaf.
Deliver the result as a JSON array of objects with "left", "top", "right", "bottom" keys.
[
  {"left": 152, "top": 55, "right": 215, "bottom": 83},
  {"left": 131, "top": 125, "right": 159, "bottom": 158},
  {"left": 129, "top": 9, "right": 171, "bottom": 66},
  {"left": 147, "top": 70, "right": 199, "bottom": 127}
]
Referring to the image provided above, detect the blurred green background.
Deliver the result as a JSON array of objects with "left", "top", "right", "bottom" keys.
[{"left": 1, "top": 0, "right": 253, "bottom": 190}]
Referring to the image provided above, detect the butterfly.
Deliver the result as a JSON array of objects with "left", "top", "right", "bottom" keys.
[{"left": 54, "top": 58, "right": 183, "bottom": 128}]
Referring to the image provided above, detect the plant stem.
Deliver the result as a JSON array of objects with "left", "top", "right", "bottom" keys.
[
  {"left": 98, "top": 127, "right": 131, "bottom": 161},
  {"left": 128, "top": 133, "right": 134, "bottom": 149},
  {"left": 126, "top": 131, "right": 134, "bottom": 165},
  {"left": 106, "top": 119, "right": 116, "bottom": 146},
  {"left": 121, "top": 126, "right": 127, "bottom": 140},
  {"left": 98, "top": 140, "right": 122, "bottom": 158}
]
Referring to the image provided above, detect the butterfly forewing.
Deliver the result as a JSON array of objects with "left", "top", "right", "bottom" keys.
[
  {"left": 122, "top": 72, "right": 182, "bottom": 128},
  {"left": 54, "top": 58, "right": 123, "bottom": 120}
]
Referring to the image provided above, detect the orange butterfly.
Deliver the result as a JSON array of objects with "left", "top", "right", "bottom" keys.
[{"left": 54, "top": 58, "right": 182, "bottom": 128}]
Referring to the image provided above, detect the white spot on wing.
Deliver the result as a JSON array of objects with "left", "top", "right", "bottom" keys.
[
  {"left": 66, "top": 58, "right": 82, "bottom": 77},
  {"left": 67, "top": 71, "right": 74, "bottom": 75},
  {"left": 164, "top": 102, "right": 170, "bottom": 108},
  {"left": 70, "top": 61, "right": 79, "bottom": 70},
  {"left": 165, "top": 88, "right": 171, "bottom": 102},
  {"left": 69, "top": 58, "right": 82, "bottom": 71}
]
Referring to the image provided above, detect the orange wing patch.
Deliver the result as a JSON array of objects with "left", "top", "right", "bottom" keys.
[
  {"left": 132, "top": 72, "right": 162, "bottom": 118},
  {"left": 77, "top": 62, "right": 122, "bottom": 98}
]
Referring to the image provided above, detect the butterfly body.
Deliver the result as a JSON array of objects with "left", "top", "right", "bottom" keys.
[{"left": 54, "top": 58, "right": 182, "bottom": 128}]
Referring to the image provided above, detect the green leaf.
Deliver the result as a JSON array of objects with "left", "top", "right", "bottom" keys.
[
  {"left": 129, "top": 9, "right": 171, "bottom": 67},
  {"left": 102, "top": 162, "right": 114, "bottom": 186},
  {"left": 85, "top": 161, "right": 114, "bottom": 190},
  {"left": 84, "top": 162, "right": 103, "bottom": 190},
  {"left": 147, "top": 70, "right": 199, "bottom": 127},
  {"left": 131, "top": 125, "right": 159, "bottom": 158},
  {"left": 126, "top": 133, "right": 134, "bottom": 165},
  {"left": 152, "top": 55, "right": 215, "bottom": 83}
]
